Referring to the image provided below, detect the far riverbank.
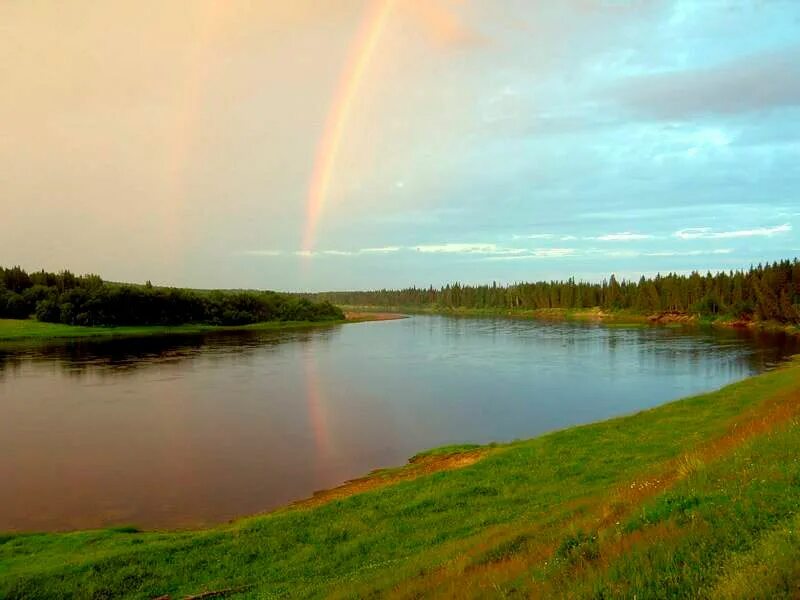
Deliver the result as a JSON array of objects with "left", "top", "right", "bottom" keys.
[
  {"left": 0, "top": 312, "right": 406, "bottom": 343},
  {"left": 338, "top": 305, "right": 800, "bottom": 334}
]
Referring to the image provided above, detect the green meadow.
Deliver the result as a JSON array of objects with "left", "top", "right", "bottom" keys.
[{"left": 3, "top": 357, "right": 800, "bottom": 598}]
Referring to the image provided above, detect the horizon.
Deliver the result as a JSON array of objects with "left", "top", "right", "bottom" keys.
[
  {"left": 2, "top": 1, "right": 799, "bottom": 290},
  {"left": 5, "top": 258, "right": 799, "bottom": 296}
]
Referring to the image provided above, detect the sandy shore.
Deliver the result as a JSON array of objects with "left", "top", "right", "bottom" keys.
[{"left": 344, "top": 311, "right": 408, "bottom": 322}]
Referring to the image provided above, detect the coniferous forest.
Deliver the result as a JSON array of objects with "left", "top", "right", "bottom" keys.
[
  {"left": 0, "top": 266, "right": 343, "bottom": 326},
  {"left": 309, "top": 259, "right": 800, "bottom": 324}
]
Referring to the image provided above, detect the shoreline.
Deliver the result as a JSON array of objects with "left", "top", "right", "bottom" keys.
[
  {"left": 342, "top": 311, "right": 407, "bottom": 323},
  {"left": 339, "top": 304, "right": 800, "bottom": 334},
  {"left": 0, "top": 312, "right": 406, "bottom": 343}
]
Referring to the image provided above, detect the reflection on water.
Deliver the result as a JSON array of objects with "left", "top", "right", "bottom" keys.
[
  {"left": 1, "top": 316, "right": 798, "bottom": 531},
  {"left": 303, "top": 345, "right": 333, "bottom": 482}
]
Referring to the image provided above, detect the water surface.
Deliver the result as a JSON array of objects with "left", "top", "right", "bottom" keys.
[{"left": 2, "top": 316, "right": 798, "bottom": 531}]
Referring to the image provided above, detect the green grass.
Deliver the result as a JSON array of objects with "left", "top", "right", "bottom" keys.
[
  {"left": 409, "top": 443, "right": 484, "bottom": 459},
  {"left": 0, "top": 318, "right": 348, "bottom": 342},
  {"left": 3, "top": 358, "right": 800, "bottom": 598}
]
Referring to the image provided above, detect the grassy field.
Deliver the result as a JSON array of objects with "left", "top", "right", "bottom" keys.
[
  {"left": 0, "top": 317, "right": 364, "bottom": 342},
  {"left": 3, "top": 358, "right": 800, "bottom": 598}
]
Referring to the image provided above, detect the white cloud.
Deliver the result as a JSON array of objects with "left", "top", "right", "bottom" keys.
[
  {"left": 414, "top": 243, "right": 525, "bottom": 255},
  {"left": 674, "top": 223, "right": 791, "bottom": 240},
  {"left": 415, "top": 243, "right": 492, "bottom": 253},
  {"left": 512, "top": 233, "right": 555, "bottom": 240},
  {"left": 532, "top": 248, "right": 576, "bottom": 257},
  {"left": 304, "top": 247, "right": 402, "bottom": 257},
  {"left": 586, "top": 248, "right": 734, "bottom": 258},
  {"left": 486, "top": 248, "right": 576, "bottom": 261},
  {"left": 360, "top": 246, "right": 401, "bottom": 254},
  {"left": 245, "top": 243, "right": 735, "bottom": 262},
  {"left": 594, "top": 232, "right": 654, "bottom": 241},
  {"left": 644, "top": 249, "right": 733, "bottom": 257},
  {"left": 239, "top": 250, "right": 283, "bottom": 256}
]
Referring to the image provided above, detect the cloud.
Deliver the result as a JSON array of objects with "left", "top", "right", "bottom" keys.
[
  {"left": 242, "top": 241, "right": 741, "bottom": 264},
  {"left": 360, "top": 246, "right": 402, "bottom": 254},
  {"left": 611, "top": 45, "right": 800, "bottom": 119},
  {"left": 514, "top": 232, "right": 656, "bottom": 242},
  {"left": 239, "top": 250, "right": 283, "bottom": 256},
  {"left": 512, "top": 233, "right": 555, "bottom": 240},
  {"left": 674, "top": 224, "right": 791, "bottom": 240},
  {"left": 246, "top": 243, "right": 739, "bottom": 262},
  {"left": 594, "top": 232, "right": 653, "bottom": 241},
  {"left": 413, "top": 243, "right": 525, "bottom": 255},
  {"left": 244, "top": 246, "right": 401, "bottom": 258},
  {"left": 486, "top": 248, "right": 576, "bottom": 261},
  {"left": 322, "top": 247, "right": 402, "bottom": 256},
  {"left": 644, "top": 249, "right": 733, "bottom": 257},
  {"left": 531, "top": 248, "right": 576, "bottom": 257},
  {"left": 588, "top": 248, "right": 734, "bottom": 259}
]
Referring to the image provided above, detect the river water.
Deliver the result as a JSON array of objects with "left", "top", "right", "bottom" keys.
[{"left": 2, "top": 315, "right": 798, "bottom": 531}]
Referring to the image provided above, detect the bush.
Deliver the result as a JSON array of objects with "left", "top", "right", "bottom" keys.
[
  {"left": 34, "top": 298, "right": 61, "bottom": 322},
  {"left": 2, "top": 291, "right": 31, "bottom": 319},
  {"left": 0, "top": 265, "right": 344, "bottom": 327}
]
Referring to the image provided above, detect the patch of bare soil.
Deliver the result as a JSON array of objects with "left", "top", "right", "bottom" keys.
[
  {"left": 345, "top": 311, "right": 408, "bottom": 322},
  {"left": 292, "top": 449, "right": 488, "bottom": 510},
  {"left": 647, "top": 311, "right": 697, "bottom": 324}
]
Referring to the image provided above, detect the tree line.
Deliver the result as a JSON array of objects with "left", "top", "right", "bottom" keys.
[
  {"left": 307, "top": 259, "right": 800, "bottom": 324},
  {"left": 0, "top": 266, "right": 343, "bottom": 326}
]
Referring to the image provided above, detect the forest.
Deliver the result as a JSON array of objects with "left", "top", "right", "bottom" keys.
[
  {"left": 308, "top": 259, "right": 800, "bottom": 324},
  {"left": 0, "top": 266, "right": 343, "bottom": 326}
]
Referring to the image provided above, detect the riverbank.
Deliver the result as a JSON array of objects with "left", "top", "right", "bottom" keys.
[
  {"left": 339, "top": 304, "right": 683, "bottom": 324},
  {"left": 341, "top": 304, "right": 800, "bottom": 333},
  {"left": 0, "top": 313, "right": 404, "bottom": 342},
  {"left": 342, "top": 310, "right": 408, "bottom": 323},
  {"left": 3, "top": 357, "right": 800, "bottom": 598}
]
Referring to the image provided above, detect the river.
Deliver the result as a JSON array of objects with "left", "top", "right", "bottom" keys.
[{"left": 2, "top": 315, "right": 798, "bottom": 531}]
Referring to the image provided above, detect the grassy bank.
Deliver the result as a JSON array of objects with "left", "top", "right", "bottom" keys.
[
  {"left": 0, "top": 314, "right": 402, "bottom": 342},
  {"left": 3, "top": 359, "right": 800, "bottom": 598}
]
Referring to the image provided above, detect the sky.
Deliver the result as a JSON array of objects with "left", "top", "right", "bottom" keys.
[{"left": 2, "top": 0, "right": 799, "bottom": 291}]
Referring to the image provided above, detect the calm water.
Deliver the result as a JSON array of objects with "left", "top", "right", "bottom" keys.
[{"left": 2, "top": 316, "right": 799, "bottom": 531}]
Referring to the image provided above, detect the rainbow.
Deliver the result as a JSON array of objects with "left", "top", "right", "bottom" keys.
[{"left": 301, "top": 0, "right": 396, "bottom": 253}]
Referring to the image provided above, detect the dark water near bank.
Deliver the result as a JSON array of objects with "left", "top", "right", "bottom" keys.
[{"left": 2, "top": 316, "right": 799, "bottom": 531}]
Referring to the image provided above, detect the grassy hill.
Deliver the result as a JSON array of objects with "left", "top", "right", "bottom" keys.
[{"left": 3, "top": 359, "right": 800, "bottom": 598}]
